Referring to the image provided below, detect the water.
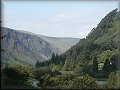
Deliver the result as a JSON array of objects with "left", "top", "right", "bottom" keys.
[{"left": 96, "top": 80, "right": 107, "bottom": 85}]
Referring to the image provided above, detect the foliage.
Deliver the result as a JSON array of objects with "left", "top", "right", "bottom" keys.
[
  {"left": 107, "top": 72, "right": 120, "bottom": 89},
  {"left": 2, "top": 9, "right": 120, "bottom": 89},
  {"left": 33, "top": 66, "right": 62, "bottom": 80},
  {"left": 92, "top": 57, "right": 98, "bottom": 72},
  {"left": 2, "top": 64, "right": 33, "bottom": 85},
  {"left": 71, "top": 74, "right": 98, "bottom": 89}
]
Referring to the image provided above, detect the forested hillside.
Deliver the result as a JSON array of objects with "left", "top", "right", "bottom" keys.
[
  {"left": 35, "top": 9, "right": 120, "bottom": 88},
  {"left": 61, "top": 9, "right": 120, "bottom": 73},
  {"left": 38, "top": 9, "right": 120, "bottom": 72},
  {"left": 2, "top": 9, "right": 120, "bottom": 89}
]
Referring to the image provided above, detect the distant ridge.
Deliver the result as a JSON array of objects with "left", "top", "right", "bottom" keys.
[{"left": 1, "top": 27, "right": 79, "bottom": 66}]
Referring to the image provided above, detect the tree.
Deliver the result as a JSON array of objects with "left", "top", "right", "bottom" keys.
[
  {"left": 102, "top": 59, "right": 112, "bottom": 77},
  {"left": 71, "top": 74, "right": 98, "bottom": 89},
  {"left": 84, "top": 51, "right": 90, "bottom": 60},
  {"left": 35, "top": 60, "right": 40, "bottom": 67},
  {"left": 110, "top": 53, "right": 120, "bottom": 71},
  {"left": 51, "top": 53, "right": 56, "bottom": 63},
  {"left": 92, "top": 57, "right": 98, "bottom": 72},
  {"left": 54, "top": 53, "right": 59, "bottom": 64},
  {"left": 3, "top": 64, "right": 33, "bottom": 85},
  {"left": 107, "top": 72, "right": 120, "bottom": 89}
]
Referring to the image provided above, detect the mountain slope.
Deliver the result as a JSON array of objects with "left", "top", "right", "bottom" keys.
[
  {"left": 1, "top": 28, "right": 79, "bottom": 66},
  {"left": 20, "top": 30, "right": 80, "bottom": 53},
  {"left": 62, "top": 9, "right": 120, "bottom": 71},
  {"left": 39, "top": 35, "right": 80, "bottom": 53},
  {"left": 40, "top": 9, "right": 120, "bottom": 76}
]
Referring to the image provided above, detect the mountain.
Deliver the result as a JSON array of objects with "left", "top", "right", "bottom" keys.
[
  {"left": 61, "top": 9, "right": 120, "bottom": 71},
  {"left": 2, "top": 8, "right": 120, "bottom": 89},
  {"left": 20, "top": 30, "right": 80, "bottom": 53},
  {"left": 1, "top": 28, "right": 79, "bottom": 66},
  {"left": 39, "top": 35, "right": 80, "bottom": 53},
  {"left": 39, "top": 9, "right": 120, "bottom": 77}
]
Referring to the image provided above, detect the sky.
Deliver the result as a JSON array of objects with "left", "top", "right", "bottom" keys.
[{"left": 2, "top": 0, "right": 119, "bottom": 38}]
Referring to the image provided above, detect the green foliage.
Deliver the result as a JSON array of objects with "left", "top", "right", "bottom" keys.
[
  {"left": 3, "top": 64, "right": 33, "bottom": 85},
  {"left": 107, "top": 72, "right": 120, "bottom": 89},
  {"left": 102, "top": 59, "right": 112, "bottom": 76},
  {"left": 35, "top": 53, "right": 64, "bottom": 68},
  {"left": 92, "top": 57, "right": 98, "bottom": 72},
  {"left": 98, "top": 50, "right": 116, "bottom": 63},
  {"left": 71, "top": 74, "right": 98, "bottom": 89},
  {"left": 2, "top": 9, "right": 120, "bottom": 89},
  {"left": 33, "top": 66, "right": 52, "bottom": 79},
  {"left": 33, "top": 66, "right": 62, "bottom": 80},
  {"left": 33, "top": 69, "right": 75, "bottom": 89},
  {"left": 37, "top": 72, "right": 75, "bottom": 89}
]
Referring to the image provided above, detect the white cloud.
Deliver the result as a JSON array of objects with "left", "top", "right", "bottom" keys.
[{"left": 3, "top": 2, "right": 117, "bottom": 38}]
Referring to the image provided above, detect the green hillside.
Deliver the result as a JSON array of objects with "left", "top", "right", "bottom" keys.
[
  {"left": 61, "top": 9, "right": 120, "bottom": 71},
  {"left": 37, "top": 9, "right": 120, "bottom": 78},
  {"left": 2, "top": 9, "right": 120, "bottom": 89}
]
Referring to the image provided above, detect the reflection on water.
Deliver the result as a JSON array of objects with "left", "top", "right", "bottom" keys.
[{"left": 96, "top": 80, "right": 107, "bottom": 85}]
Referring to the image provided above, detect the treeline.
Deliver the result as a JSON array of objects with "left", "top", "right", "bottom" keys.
[
  {"left": 35, "top": 53, "right": 66, "bottom": 67},
  {"left": 2, "top": 63, "right": 120, "bottom": 89},
  {"left": 35, "top": 9, "right": 120, "bottom": 79},
  {"left": 2, "top": 9, "right": 120, "bottom": 89}
]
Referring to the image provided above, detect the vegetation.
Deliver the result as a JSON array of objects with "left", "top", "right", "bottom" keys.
[
  {"left": 107, "top": 71, "right": 120, "bottom": 89},
  {"left": 1, "top": 64, "right": 38, "bottom": 89},
  {"left": 1, "top": 9, "right": 120, "bottom": 89}
]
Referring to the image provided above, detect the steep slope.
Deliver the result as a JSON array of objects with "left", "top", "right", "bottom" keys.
[
  {"left": 40, "top": 9, "right": 120, "bottom": 75},
  {"left": 62, "top": 9, "right": 120, "bottom": 71},
  {"left": 20, "top": 30, "right": 80, "bottom": 53},
  {"left": 39, "top": 35, "right": 80, "bottom": 53},
  {"left": 1, "top": 28, "right": 79, "bottom": 66},
  {"left": 1, "top": 27, "right": 59, "bottom": 65}
]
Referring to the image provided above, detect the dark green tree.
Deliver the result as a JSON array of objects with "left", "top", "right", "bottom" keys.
[
  {"left": 35, "top": 60, "right": 40, "bottom": 67},
  {"left": 3, "top": 64, "right": 33, "bottom": 85},
  {"left": 51, "top": 53, "right": 56, "bottom": 63},
  {"left": 92, "top": 57, "right": 98, "bottom": 72},
  {"left": 107, "top": 72, "right": 120, "bottom": 89},
  {"left": 102, "top": 59, "right": 112, "bottom": 76},
  {"left": 71, "top": 74, "right": 98, "bottom": 89},
  {"left": 54, "top": 53, "right": 59, "bottom": 64}
]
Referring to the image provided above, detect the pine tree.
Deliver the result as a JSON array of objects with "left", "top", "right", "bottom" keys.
[
  {"left": 51, "top": 53, "right": 55, "bottom": 63},
  {"left": 92, "top": 57, "right": 98, "bottom": 72},
  {"left": 102, "top": 59, "right": 111, "bottom": 73},
  {"left": 35, "top": 60, "right": 40, "bottom": 67},
  {"left": 55, "top": 53, "right": 59, "bottom": 64}
]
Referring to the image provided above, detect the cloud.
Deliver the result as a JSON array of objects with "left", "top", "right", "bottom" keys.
[{"left": 3, "top": 2, "right": 117, "bottom": 38}]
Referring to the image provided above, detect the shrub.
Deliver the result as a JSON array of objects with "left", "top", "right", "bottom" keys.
[{"left": 71, "top": 74, "right": 98, "bottom": 89}]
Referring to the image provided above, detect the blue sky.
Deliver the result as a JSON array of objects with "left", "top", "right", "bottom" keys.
[{"left": 2, "top": 1, "right": 119, "bottom": 38}]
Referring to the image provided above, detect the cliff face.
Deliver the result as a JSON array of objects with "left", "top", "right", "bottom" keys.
[{"left": 1, "top": 27, "right": 79, "bottom": 66}]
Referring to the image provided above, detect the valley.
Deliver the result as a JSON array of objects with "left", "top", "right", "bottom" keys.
[{"left": 1, "top": 9, "right": 120, "bottom": 89}]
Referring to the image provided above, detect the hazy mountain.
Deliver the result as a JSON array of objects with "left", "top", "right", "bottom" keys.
[
  {"left": 39, "top": 35, "right": 80, "bottom": 53},
  {"left": 19, "top": 30, "right": 80, "bottom": 53},
  {"left": 1, "top": 28, "right": 79, "bottom": 66}
]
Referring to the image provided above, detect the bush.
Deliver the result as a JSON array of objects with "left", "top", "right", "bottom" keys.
[
  {"left": 107, "top": 72, "right": 120, "bottom": 89},
  {"left": 71, "top": 74, "right": 98, "bottom": 89},
  {"left": 2, "top": 64, "right": 33, "bottom": 85}
]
